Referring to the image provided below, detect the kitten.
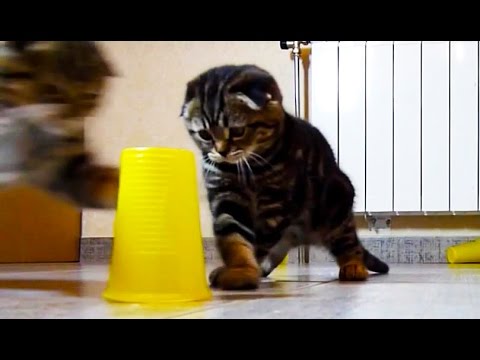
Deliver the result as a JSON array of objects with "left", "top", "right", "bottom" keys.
[
  {"left": 0, "top": 41, "right": 119, "bottom": 208},
  {"left": 181, "top": 64, "right": 389, "bottom": 290}
]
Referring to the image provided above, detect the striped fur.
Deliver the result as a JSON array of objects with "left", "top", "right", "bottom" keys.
[
  {"left": 0, "top": 41, "right": 118, "bottom": 208},
  {"left": 181, "top": 64, "right": 389, "bottom": 290}
]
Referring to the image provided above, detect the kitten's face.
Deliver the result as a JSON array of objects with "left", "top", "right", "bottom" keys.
[
  {"left": 0, "top": 41, "right": 118, "bottom": 203},
  {"left": 0, "top": 41, "right": 115, "bottom": 119},
  {"left": 180, "top": 65, "right": 285, "bottom": 164}
]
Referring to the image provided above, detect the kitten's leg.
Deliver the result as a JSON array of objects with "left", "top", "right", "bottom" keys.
[
  {"left": 259, "top": 225, "right": 304, "bottom": 277},
  {"left": 209, "top": 214, "right": 261, "bottom": 290},
  {"left": 319, "top": 171, "right": 388, "bottom": 280},
  {"left": 328, "top": 216, "right": 368, "bottom": 281},
  {"left": 47, "top": 155, "right": 119, "bottom": 209},
  {"left": 326, "top": 216, "right": 389, "bottom": 281},
  {"left": 331, "top": 233, "right": 369, "bottom": 281},
  {"left": 68, "top": 164, "right": 119, "bottom": 208}
]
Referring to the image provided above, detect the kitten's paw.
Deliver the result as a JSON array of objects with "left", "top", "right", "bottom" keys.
[
  {"left": 339, "top": 262, "right": 369, "bottom": 281},
  {"left": 83, "top": 165, "right": 119, "bottom": 208},
  {"left": 208, "top": 266, "right": 225, "bottom": 285},
  {"left": 209, "top": 266, "right": 261, "bottom": 290}
]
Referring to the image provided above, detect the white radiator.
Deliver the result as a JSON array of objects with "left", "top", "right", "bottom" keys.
[{"left": 310, "top": 41, "right": 480, "bottom": 215}]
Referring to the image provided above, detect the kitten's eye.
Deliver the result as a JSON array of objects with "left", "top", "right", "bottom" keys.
[
  {"left": 197, "top": 129, "right": 212, "bottom": 141},
  {"left": 230, "top": 127, "right": 246, "bottom": 139}
]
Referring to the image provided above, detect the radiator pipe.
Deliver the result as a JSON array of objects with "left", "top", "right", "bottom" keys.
[{"left": 280, "top": 41, "right": 310, "bottom": 265}]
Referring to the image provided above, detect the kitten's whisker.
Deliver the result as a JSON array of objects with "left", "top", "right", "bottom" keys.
[
  {"left": 243, "top": 161, "right": 247, "bottom": 186},
  {"left": 251, "top": 153, "right": 270, "bottom": 165},
  {"left": 202, "top": 154, "right": 209, "bottom": 166},
  {"left": 243, "top": 157, "right": 255, "bottom": 187},
  {"left": 248, "top": 156, "right": 262, "bottom": 167},
  {"left": 240, "top": 159, "right": 249, "bottom": 187},
  {"left": 239, "top": 160, "right": 246, "bottom": 187},
  {"left": 207, "top": 159, "right": 214, "bottom": 178},
  {"left": 203, "top": 164, "right": 210, "bottom": 178},
  {"left": 249, "top": 152, "right": 272, "bottom": 168},
  {"left": 202, "top": 157, "right": 216, "bottom": 179},
  {"left": 236, "top": 162, "right": 241, "bottom": 184}
]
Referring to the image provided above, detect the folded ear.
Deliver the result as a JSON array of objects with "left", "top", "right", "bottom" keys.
[
  {"left": 180, "top": 79, "right": 199, "bottom": 117},
  {"left": 5, "top": 41, "right": 118, "bottom": 78},
  {"left": 97, "top": 52, "right": 116, "bottom": 78},
  {"left": 227, "top": 66, "right": 283, "bottom": 111},
  {"left": 61, "top": 41, "right": 118, "bottom": 78},
  {"left": 86, "top": 42, "right": 117, "bottom": 77}
]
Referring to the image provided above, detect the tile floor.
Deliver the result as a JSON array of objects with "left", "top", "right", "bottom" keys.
[{"left": 0, "top": 262, "right": 479, "bottom": 319}]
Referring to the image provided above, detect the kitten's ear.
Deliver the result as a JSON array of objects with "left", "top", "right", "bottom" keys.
[
  {"left": 88, "top": 42, "right": 117, "bottom": 77},
  {"left": 180, "top": 79, "right": 198, "bottom": 117},
  {"left": 69, "top": 41, "right": 118, "bottom": 77},
  {"left": 228, "top": 66, "right": 283, "bottom": 111},
  {"left": 98, "top": 56, "right": 117, "bottom": 77}
]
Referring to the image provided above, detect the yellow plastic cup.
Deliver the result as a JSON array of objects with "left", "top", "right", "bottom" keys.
[
  {"left": 446, "top": 238, "right": 480, "bottom": 264},
  {"left": 102, "top": 147, "right": 212, "bottom": 304},
  {"left": 279, "top": 255, "right": 288, "bottom": 267}
]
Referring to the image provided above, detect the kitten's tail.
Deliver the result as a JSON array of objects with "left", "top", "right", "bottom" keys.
[{"left": 363, "top": 249, "right": 389, "bottom": 274}]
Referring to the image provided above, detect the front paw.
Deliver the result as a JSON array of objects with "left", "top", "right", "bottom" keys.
[
  {"left": 339, "top": 262, "right": 369, "bottom": 281},
  {"left": 78, "top": 165, "right": 119, "bottom": 209},
  {"left": 209, "top": 266, "right": 261, "bottom": 290}
]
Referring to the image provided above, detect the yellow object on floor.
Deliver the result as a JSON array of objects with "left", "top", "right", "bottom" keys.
[
  {"left": 446, "top": 238, "right": 480, "bottom": 264},
  {"left": 103, "top": 147, "right": 212, "bottom": 304},
  {"left": 279, "top": 255, "right": 288, "bottom": 267}
]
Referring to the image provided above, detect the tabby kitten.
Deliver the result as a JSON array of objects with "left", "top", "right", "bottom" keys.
[
  {"left": 181, "top": 64, "right": 389, "bottom": 290},
  {"left": 0, "top": 41, "right": 119, "bottom": 208}
]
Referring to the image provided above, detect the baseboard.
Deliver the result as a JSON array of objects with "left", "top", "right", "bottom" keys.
[{"left": 80, "top": 236, "right": 475, "bottom": 264}]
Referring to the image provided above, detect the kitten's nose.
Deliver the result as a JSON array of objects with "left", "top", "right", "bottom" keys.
[
  {"left": 218, "top": 149, "right": 229, "bottom": 157},
  {"left": 215, "top": 142, "right": 230, "bottom": 157}
]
